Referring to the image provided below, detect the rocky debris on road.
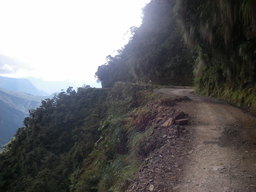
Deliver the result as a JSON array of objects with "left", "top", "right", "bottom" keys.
[{"left": 126, "top": 98, "right": 192, "bottom": 192}]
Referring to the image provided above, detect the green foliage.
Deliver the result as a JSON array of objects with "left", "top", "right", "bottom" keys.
[
  {"left": 2, "top": 0, "right": 256, "bottom": 191},
  {"left": 176, "top": 0, "right": 256, "bottom": 112},
  {"left": 0, "top": 87, "right": 108, "bottom": 192},
  {"left": 0, "top": 83, "right": 158, "bottom": 192},
  {"left": 72, "top": 83, "right": 158, "bottom": 192},
  {"left": 96, "top": 0, "right": 194, "bottom": 88},
  {"left": 0, "top": 88, "right": 42, "bottom": 147}
]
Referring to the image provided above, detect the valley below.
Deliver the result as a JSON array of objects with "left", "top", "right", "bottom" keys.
[{"left": 1, "top": 0, "right": 256, "bottom": 191}]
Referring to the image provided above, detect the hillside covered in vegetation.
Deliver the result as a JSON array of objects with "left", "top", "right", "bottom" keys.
[
  {"left": 0, "top": 88, "right": 42, "bottom": 147},
  {"left": 175, "top": 0, "right": 256, "bottom": 112},
  {"left": 96, "top": 0, "right": 194, "bottom": 87},
  {"left": 0, "top": 83, "right": 171, "bottom": 191},
  {"left": 1, "top": 0, "right": 256, "bottom": 191},
  {"left": 96, "top": 0, "right": 256, "bottom": 113}
]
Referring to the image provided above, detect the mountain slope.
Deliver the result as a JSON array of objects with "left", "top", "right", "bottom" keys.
[
  {"left": 0, "top": 88, "right": 42, "bottom": 146},
  {"left": 0, "top": 99, "right": 25, "bottom": 146},
  {"left": 0, "top": 76, "right": 47, "bottom": 96},
  {"left": 96, "top": 0, "right": 194, "bottom": 87},
  {"left": 0, "top": 0, "right": 256, "bottom": 191},
  {"left": 0, "top": 84, "right": 162, "bottom": 191},
  {"left": 175, "top": 0, "right": 256, "bottom": 113}
]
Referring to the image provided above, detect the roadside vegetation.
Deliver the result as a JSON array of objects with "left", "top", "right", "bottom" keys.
[
  {"left": 0, "top": 83, "right": 163, "bottom": 192},
  {"left": 175, "top": 0, "right": 256, "bottom": 113},
  {"left": 1, "top": 0, "right": 256, "bottom": 191}
]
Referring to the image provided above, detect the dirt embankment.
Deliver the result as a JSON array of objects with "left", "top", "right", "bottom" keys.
[
  {"left": 127, "top": 88, "right": 256, "bottom": 192},
  {"left": 126, "top": 95, "right": 192, "bottom": 192}
]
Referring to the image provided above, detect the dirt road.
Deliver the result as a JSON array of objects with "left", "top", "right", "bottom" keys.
[{"left": 157, "top": 88, "right": 256, "bottom": 192}]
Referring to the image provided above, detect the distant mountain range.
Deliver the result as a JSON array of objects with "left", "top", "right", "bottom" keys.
[
  {"left": 28, "top": 77, "right": 101, "bottom": 94},
  {"left": 0, "top": 76, "right": 48, "bottom": 96},
  {"left": 0, "top": 76, "right": 47, "bottom": 147},
  {"left": 0, "top": 76, "right": 98, "bottom": 147},
  {"left": 0, "top": 88, "right": 42, "bottom": 147},
  {"left": 28, "top": 77, "right": 80, "bottom": 95}
]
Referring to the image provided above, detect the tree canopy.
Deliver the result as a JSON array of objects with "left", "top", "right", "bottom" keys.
[{"left": 96, "top": 0, "right": 194, "bottom": 87}]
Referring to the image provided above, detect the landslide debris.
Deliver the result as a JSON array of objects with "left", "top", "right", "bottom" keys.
[{"left": 126, "top": 97, "right": 191, "bottom": 192}]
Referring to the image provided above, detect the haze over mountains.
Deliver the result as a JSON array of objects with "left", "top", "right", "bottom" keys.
[
  {"left": 0, "top": 76, "right": 47, "bottom": 96},
  {"left": 0, "top": 88, "right": 42, "bottom": 146},
  {"left": 0, "top": 0, "right": 256, "bottom": 191},
  {"left": 0, "top": 76, "right": 46, "bottom": 147},
  {"left": 0, "top": 76, "right": 95, "bottom": 95},
  {"left": 0, "top": 75, "right": 99, "bottom": 147},
  {"left": 28, "top": 77, "right": 100, "bottom": 95}
]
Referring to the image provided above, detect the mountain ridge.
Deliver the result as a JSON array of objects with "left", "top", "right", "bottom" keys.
[
  {"left": 0, "top": 88, "right": 42, "bottom": 147},
  {"left": 0, "top": 76, "right": 48, "bottom": 96}
]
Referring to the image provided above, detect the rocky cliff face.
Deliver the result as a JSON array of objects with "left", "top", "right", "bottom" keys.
[{"left": 175, "top": 0, "right": 256, "bottom": 113}]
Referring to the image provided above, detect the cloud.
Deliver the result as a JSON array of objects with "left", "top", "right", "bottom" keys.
[
  {"left": 0, "top": 0, "right": 150, "bottom": 82},
  {"left": 0, "top": 54, "right": 28, "bottom": 75},
  {"left": 0, "top": 64, "right": 14, "bottom": 73}
]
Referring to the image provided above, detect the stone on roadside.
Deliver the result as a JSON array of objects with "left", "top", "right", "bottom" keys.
[
  {"left": 149, "top": 184, "right": 154, "bottom": 191},
  {"left": 162, "top": 118, "right": 173, "bottom": 127}
]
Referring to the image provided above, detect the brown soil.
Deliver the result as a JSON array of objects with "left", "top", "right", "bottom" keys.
[
  {"left": 126, "top": 96, "right": 192, "bottom": 192},
  {"left": 126, "top": 88, "right": 256, "bottom": 192}
]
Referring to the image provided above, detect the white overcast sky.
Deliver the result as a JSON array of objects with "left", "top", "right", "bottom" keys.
[{"left": 0, "top": 0, "right": 150, "bottom": 86}]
